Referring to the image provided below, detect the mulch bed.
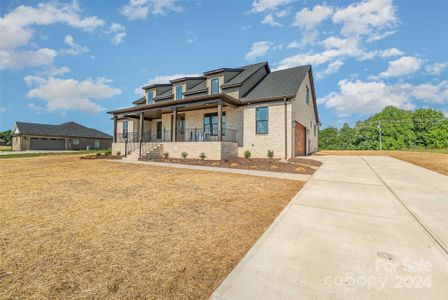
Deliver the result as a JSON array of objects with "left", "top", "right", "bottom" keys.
[
  {"left": 81, "top": 154, "right": 121, "bottom": 160},
  {"left": 149, "top": 157, "right": 321, "bottom": 175}
]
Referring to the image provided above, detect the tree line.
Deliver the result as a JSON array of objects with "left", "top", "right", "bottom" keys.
[{"left": 319, "top": 106, "right": 448, "bottom": 150}]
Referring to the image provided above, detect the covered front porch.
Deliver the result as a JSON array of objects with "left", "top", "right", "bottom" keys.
[{"left": 111, "top": 94, "right": 242, "bottom": 159}]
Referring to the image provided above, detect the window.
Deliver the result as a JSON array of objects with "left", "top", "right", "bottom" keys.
[
  {"left": 203, "top": 113, "right": 226, "bottom": 135},
  {"left": 256, "top": 107, "right": 268, "bottom": 134},
  {"left": 122, "top": 120, "right": 128, "bottom": 138},
  {"left": 147, "top": 91, "right": 153, "bottom": 104},
  {"left": 73, "top": 138, "right": 79, "bottom": 145},
  {"left": 175, "top": 85, "right": 183, "bottom": 100},
  {"left": 211, "top": 78, "right": 219, "bottom": 95},
  {"left": 306, "top": 85, "right": 310, "bottom": 105},
  {"left": 156, "top": 122, "right": 162, "bottom": 139},
  {"left": 94, "top": 140, "right": 100, "bottom": 149},
  {"left": 314, "top": 124, "right": 316, "bottom": 136}
]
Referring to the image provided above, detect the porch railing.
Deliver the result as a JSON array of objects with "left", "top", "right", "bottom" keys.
[
  {"left": 116, "top": 128, "right": 237, "bottom": 144},
  {"left": 176, "top": 128, "right": 237, "bottom": 143}
]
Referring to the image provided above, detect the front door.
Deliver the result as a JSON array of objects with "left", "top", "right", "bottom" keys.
[{"left": 294, "top": 122, "right": 306, "bottom": 156}]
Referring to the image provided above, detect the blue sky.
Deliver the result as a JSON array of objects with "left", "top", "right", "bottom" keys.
[{"left": 0, "top": 0, "right": 447, "bottom": 134}]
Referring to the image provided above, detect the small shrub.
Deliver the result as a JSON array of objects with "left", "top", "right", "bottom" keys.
[
  {"left": 199, "top": 152, "right": 206, "bottom": 160},
  {"left": 163, "top": 152, "right": 169, "bottom": 159},
  {"left": 116, "top": 151, "right": 121, "bottom": 157},
  {"left": 181, "top": 151, "right": 188, "bottom": 159},
  {"left": 105, "top": 149, "right": 112, "bottom": 156},
  {"left": 267, "top": 149, "right": 274, "bottom": 159},
  {"left": 96, "top": 152, "right": 101, "bottom": 156},
  {"left": 244, "top": 150, "right": 251, "bottom": 159}
]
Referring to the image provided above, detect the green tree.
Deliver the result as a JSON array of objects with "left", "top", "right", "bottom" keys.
[
  {"left": 337, "top": 123, "right": 356, "bottom": 149},
  {"left": 412, "top": 108, "right": 446, "bottom": 148},
  {"left": 319, "top": 127, "right": 338, "bottom": 149},
  {"left": 0, "top": 130, "right": 12, "bottom": 146}
]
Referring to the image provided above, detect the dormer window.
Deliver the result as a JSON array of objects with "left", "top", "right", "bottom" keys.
[
  {"left": 175, "top": 85, "right": 183, "bottom": 100},
  {"left": 147, "top": 91, "right": 153, "bottom": 104},
  {"left": 211, "top": 78, "right": 219, "bottom": 95}
]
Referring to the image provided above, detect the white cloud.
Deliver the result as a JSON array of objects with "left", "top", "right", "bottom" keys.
[
  {"left": 62, "top": 35, "right": 89, "bottom": 56},
  {"left": 324, "top": 60, "right": 344, "bottom": 75},
  {"left": 0, "top": 1, "right": 103, "bottom": 51},
  {"left": 379, "top": 56, "right": 422, "bottom": 78},
  {"left": 276, "top": 36, "right": 374, "bottom": 70},
  {"left": 251, "top": 0, "right": 293, "bottom": 13},
  {"left": 185, "top": 37, "right": 197, "bottom": 44},
  {"left": 120, "top": 0, "right": 182, "bottom": 20},
  {"left": 245, "top": 41, "right": 272, "bottom": 60},
  {"left": 287, "top": 41, "right": 300, "bottom": 49},
  {"left": 293, "top": 4, "right": 333, "bottom": 30},
  {"left": 25, "top": 76, "right": 121, "bottom": 113},
  {"left": 332, "top": 0, "right": 398, "bottom": 39},
  {"left": 261, "top": 14, "right": 282, "bottom": 27},
  {"left": 0, "top": 1, "right": 103, "bottom": 70},
  {"left": 0, "top": 48, "right": 56, "bottom": 70},
  {"left": 425, "top": 62, "right": 448, "bottom": 76},
  {"left": 107, "top": 23, "right": 127, "bottom": 45},
  {"left": 319, "top": 79, "right": 448, "bottom": 117},
  {"left": 380, "top": 48, "right": 404, "bottom": 57},
  {"left": 0, "top": 107, "right": 6, "bottom": 113}
]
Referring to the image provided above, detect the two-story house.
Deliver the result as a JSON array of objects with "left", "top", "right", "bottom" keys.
[{"left": 108, "top": 62, "right": 319, "bottom": 160}]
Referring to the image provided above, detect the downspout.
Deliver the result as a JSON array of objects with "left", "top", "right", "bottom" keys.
[{"left": 284, "top": 98, "right": 287, "bottom": 159}]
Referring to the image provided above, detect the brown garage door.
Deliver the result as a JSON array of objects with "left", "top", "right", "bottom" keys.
[
  {"left": 294, "top": 122, "right": 306, "bottom": 156},
  {"left": 30, "top": 137, "right": 65, "bottom": 150}
]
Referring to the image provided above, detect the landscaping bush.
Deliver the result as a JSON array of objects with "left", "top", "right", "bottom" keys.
[
  {"left": 199, "top": 152, "right": 206, "bottom": 160},
  {"left": 116, "top": 151, "right": 121, "bottom": 157},
  {"left": 163, "top": 152, "right": 169, "bottom": 159},
  {"left": 96, "top": 152, "right": 101, "bottom": 157},
  {"left": 181, "top": 152, "right": 188, "bottom": 159},
  {"left": 105, "top": 149, "right": 112, "bottom": 156},
  {"left": 244, "top": 150, "right": 251, "bottom": 159},
  {"left": 267, "top": 149, "right": 274, "bottom": 159}
]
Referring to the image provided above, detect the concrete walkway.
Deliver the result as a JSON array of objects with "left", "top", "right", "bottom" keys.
[
  {"left": 212, "top": 156, "right": 448, "bottom": 300},
  {"left": 111, "top": 159, "right": 311, "bottom": 181}
]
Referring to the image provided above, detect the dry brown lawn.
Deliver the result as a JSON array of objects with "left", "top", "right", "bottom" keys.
[
  {"left": 318, "top": 150, "right": 448, "bottom": 176},
  {"left": 0, "top": 155, "right": 302, "bottom": 299}
]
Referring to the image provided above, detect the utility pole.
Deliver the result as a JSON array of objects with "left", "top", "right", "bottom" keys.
[{"left": 377, "top": 121, "right": 382, "bottom": 151}]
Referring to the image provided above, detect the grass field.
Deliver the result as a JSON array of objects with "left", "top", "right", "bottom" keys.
[
  {"left": 0, "top": 145, "right": 11, "bottom": 151},
  {"left": 0, "top": 155, "right": 302, "bottom": 299},
  {"left": 318, "top": 150, "right": 448, "bottom": 176}
]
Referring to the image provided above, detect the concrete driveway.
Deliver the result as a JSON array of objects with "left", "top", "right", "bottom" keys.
[{"left": 212, "top": 156, "right": 448, "bottom": 300}]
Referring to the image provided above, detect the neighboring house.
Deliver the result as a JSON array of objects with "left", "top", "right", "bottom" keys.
[
  {"left": 109, "top": 62, "right": 319, "bottom": 159},
  {"left": 12, "top": 121, "right": 112, "bottom": 151}
]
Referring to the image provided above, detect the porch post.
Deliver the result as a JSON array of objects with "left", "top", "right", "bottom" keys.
[
  {"left": 139, "top": 112, "right": 144, "bottom": 159},
  {"left": 218, "top": 103, "right": 222, "bottom": 142},
  {"left": 172, "top": 108, "right": 177, "bottom": 142},
  {"left": 113, "top": 115, "right": 117, "bottom": 143}
]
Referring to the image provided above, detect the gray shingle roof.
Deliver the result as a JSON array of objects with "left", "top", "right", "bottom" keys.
[
  {"left": 185, "top": 80, "right": 207, "bottom": 95},
  {"left": 241, "top": 65, "right": 310, "bottom": 101},
  {"left": 222, "top": 62, "right": 268, "bottom": 87},
  {"left": 14, "top": 121, "right": 112, "bottom": 139},
  {"left": 132, "top": 96, "right": 146, "bottom": 105}
]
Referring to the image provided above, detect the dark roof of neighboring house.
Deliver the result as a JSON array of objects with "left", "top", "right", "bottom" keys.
[
  {"left": 222, "top": 62, "right": 269, "bottom": 88},
  {"left": 170, "top": 76, "right": 206, "bottom": 83},
  {"left": 132, "top": 97, "right": 146, "bottom": 105},
  {"left": 241, "top": 65, "right": 310, "bottom": 101},
  {"left": 14, "top": 121, "right": 112, "bottom": 139},
  {"left": 203, "top": 67, "right": 244, "bottom": 76}
]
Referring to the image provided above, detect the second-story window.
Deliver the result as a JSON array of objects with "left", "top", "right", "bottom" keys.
[
  {"left": 175, "top": 85, "right": 183, "bottom": 100},
  {"left": 306, "top": 85, "right": 310, "bottom": 105},
  {"left": 147, "top": 91, "right": 153, "bottom": 104},
  {"left": 211, "top": 78, "right": 219, "bottom": 95}
]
